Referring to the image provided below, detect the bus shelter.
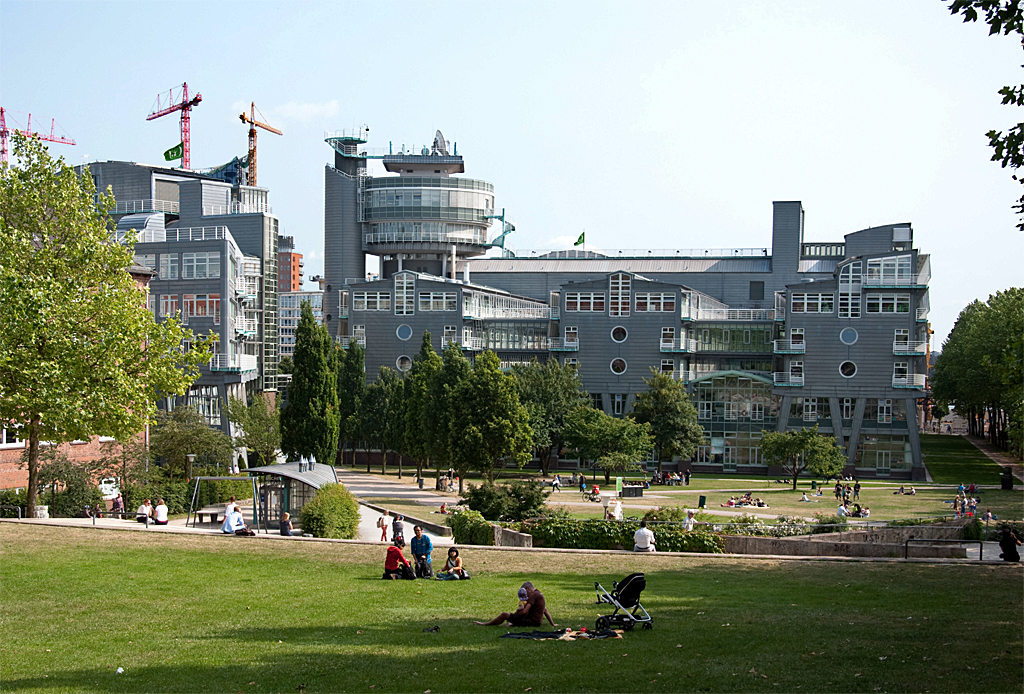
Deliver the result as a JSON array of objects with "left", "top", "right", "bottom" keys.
[{"left": 245, "top": 461, "right": 339, "bottom": 531}]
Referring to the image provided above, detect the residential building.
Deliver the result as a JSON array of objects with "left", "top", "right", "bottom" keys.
[
  {"left": 279, "top": 290, "right": 325, "bottom": 360},
  {"left": 278, "top": 235, "right": 304, "bottom": 292}
]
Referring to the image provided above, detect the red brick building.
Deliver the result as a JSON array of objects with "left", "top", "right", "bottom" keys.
[{"left": 278, "top": 235, "right": 303, "bottom": 292}]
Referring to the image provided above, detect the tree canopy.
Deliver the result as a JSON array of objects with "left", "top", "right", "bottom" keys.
[
  {"left": 629, "top": 368, "right": 704, "bottom": 464},
  {"left": 512, "top": 358, "right": 590, "bottom": 474},
  {"left": 225, "top": 393, "right": 280, "bottom": 468},
  {"left": 759, "top": 426, "right": 846, "bottom": 490},
  {"left": 562, "top": 406, "right": 653, "bottom": 483},
  {"left": 335, "top": 338, "right": 366, "bottom": 465},
  {"left": 149, "top": 407, "right": 235, "bottom": 478},
  {"left": 428, "top": 343, "right": 474, "bottom": 492},
  {"left": 404, "top": 332, "right": 442, "bottom": 477},
  {"left": 0, "top": 133, "right": 212, "bottom": 515}
]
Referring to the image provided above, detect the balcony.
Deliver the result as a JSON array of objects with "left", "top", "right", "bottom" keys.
[
  {"left": 202, "top": 202, "right": 273, "bottom": 216},
  {"left": 548, "top": 338, "right": 579, "bottom": 352},
  {"left": 773, "top": 373, "right": 804, "bottom": 386},
  {"left": 113, "top": 199, "right": 179, "bottom": 215},
  {"left": 234, "top": 318, "right": 259, "bottom": 336},
  {"left": 893, "top": 340, "right": 928, "bottom": 356},
  {"left": 660, "top": 338, "right": 698, "bottom": 353},
  {"left": 773, "top": 339, "right": 805, "bottom": 354},
  {"left": 689, "top": 308, "right": 776, "bottom": 322},
  {"left": 665, "top": 369, "right": 697, "bottom": 383},
  {"left": 916, "top": 308, "right": 929, "bottom": 322},
  {"left": 549, "top": 307, "right": 560, "bottom": 320},
  {"left": 452, "top": 336, "right": 483, "bottom": 351},
  {"left": 165, "top": 226, "right": 228, "bottom": 242},
  {"left": 209, "top": 354, "right": 258, "bottom": 372},
  {"left": 338, "top": 303, "right": 349, "bottom": 319},
  {"left": 337, "top": 335, "right": 366, "bottom": 348},
  {"left": 462, "top": 306, "right": 551, "bottom": 320},
  {"left": 863, "top": 275, "right": 927, "bottom": 289},
  {"left": 893, "top": 373, "right": 927, "bottom": 389}
]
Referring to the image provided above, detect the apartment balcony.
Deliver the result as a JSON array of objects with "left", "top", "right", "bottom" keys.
[
  {"left": 166, "top": 226, "right": 228, "bottom": 242},
  {"left": 548, "top": 338, "right": 579, "bottom": 352},
  {"left": 893, "top": 374, "right": 927, "bottom": 389},
  {"left": 462, "top": 306, "right": 551, "bottom": 321},
  {"left": 451, "top": 336, "right": 483, "bottom": 351},
  {"left": 234, "top": 318, "right": 259, "bottom": 336},
  {"left": 665, "top": 369, "right": 697, "bottom": 383},
  {"left": 773, "top": 373, "right": 804, "bottom": 386},
  {"left": 202, "top": 202, "right": 273, "bottom": 216},
  {"left": 337, "top": 335, "right": 366, "bottom": 348},
  {"left": 893, "top": 340, "right": 928, "bottom": 356},
  {"left": 687, "top": 308, "right": 776, "bottom": 322},
  {"left": 863, "top": 276, "right": 927, "bottom": 289},
  {"left": 773, "top": 339, "right": 805, "bottom": 354},
  {"left": 337, "top": 304, "right": 349, "bottom": 319},
  {"left": 209, "top": 354, "right": 258, "bottom": 373},
  {"left": 549, "top": 307, "right": 560, "bottom": 320},
  {"left": 660, "top": 338, "right": 698, "bottom": 353},
  {"left": 112, "top": 199, "right": 179, "bottom": 215},
  {"left": 916, "top": 308, "right": 929, "bottom": 322}
]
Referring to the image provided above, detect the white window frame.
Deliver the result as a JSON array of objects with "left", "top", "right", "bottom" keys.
[
  {"left": 565, "top": 292, "right": 605, "bottom": 312},
  {"left": 750, "top": 403, "right": 764, "bottom": 421},
  {"left": 803, "top": 397, "right": 818, "bottom": 422},
  {"left": 878, "top": 399, "right": 893, "bottom": 423},
  {"left": 394, "top": 273, "right": 415, "bottom": 315},
  {"left": 609, "top": 273, "right": 631, "bottom": 317}
]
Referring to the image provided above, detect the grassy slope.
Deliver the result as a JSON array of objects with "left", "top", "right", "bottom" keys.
[
  {"left": 1, "top": 524, "right": 1021, "bottom": 694},
  {"left": 919, "top": 434, "right": 1018, "bottom": 485}
]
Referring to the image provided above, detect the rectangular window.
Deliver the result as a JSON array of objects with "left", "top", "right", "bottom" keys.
[
  {"left": 722, "top": 329, "right": 730, "bottom": 344},
  {"left": 661, "top": 359, "right": 674, "bottom": 374},
  {"left": 839, "top": 292, "right": 862, "bottom": 319},
  {"left": 613, "top": 394, "right": 626, "bottom": 416},
  {"left": 187, "top": 385, "right": 221, "bottom": 427},
  {"left": 209, "top": 294, "right": 221, "bottom": 324},
  {"left": 134, "top": 254, "right": 156, "bottom": 272},
  {"left": 894, "top": 362, "right": 908, "bottom": 379},
  {"left": 418, "top": 292, "right": 457, "bottom": 311},
  {"left": 609, "top": 273, "right": 631, "bottom": 317},
  {"left": 803, "top": 397, "right": 818, "bottom": 422},
  {"left": 566, "top": 358, "right": 578, "bottom": 367},
  {"left": 894, "top": 329, "right": 909, "bottom": 345},
  {"left": 148, "top": 293, "right": 157, "bottom": 315},
  {"left": 564, "top": 326, "right": 578, "bottom": 344},
  {"left": 790, "top": 360, "right": 803, "bottom": 376},
  {"left": 744, "top": 329, "right": 751, "bottom": 344},
  {"left": 867, "top": 293, "right": 911, "bottom": 313},
  {"left": 749, "top": 281, "right": 765, "bottom": 301},
  {"left": 791, "top": 293, "right": 834, "bottom": 313},
  {"left": 354, "top": 291, "right": 392, "bottom": 311},
  {"left": 159, "top": 253, "right": 179, "bottom": 280},
  {"left": 867, "top": 255, "right": 912, "bottom": 283},
  {"left": 182, "top": 252, "right": 220, "bottom": 279},
  {"left": 443, "top": 325, "right": 457, "bottom": 343},
  {"left": 591, "top": 393, "right": 603, "bottom": 411},
  {"left": 724, "top": 403, "right": 738, "bottom": 421},
  {"left": 698, "top": 402, "right": 713, "bottom": 420},
  {"left": 842, "top": 398, "right": 855, "bottom": 420},
  {"left": 791, "top": 328, "right": 804, "bottom": 344},
  {"left": 565, "top": 292, "right": 605, "bottom": 312},
  {"left": 661, "top": 327, "right": 675, "bottom": 347},
  {"left": 634, "top": 293, "right": 675, "bottom": 312},
  {"left": 878, "top": 398, "right": 893, "bottom": 423},
  {"left": 394, "top": 274, "right": 415, "bottom": 315},
  {"left": 160, "top": 294, "right": 179, "bottom": 317},
  {"left": 751, "top": 403, "right": 764, "bottom": 421},
  {"left": 701, "top": 328, "right": 710, "bottom": 343}
]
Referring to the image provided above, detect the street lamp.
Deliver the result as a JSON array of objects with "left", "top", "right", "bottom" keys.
[{"left": 186, "top": 453, "right": 196, "bottom": 478}]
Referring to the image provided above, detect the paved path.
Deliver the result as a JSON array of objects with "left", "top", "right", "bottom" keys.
[
  {"left": 966, "top": 435, "right": 1024, "bottom": 481},
  {"left": 336, "top": 468, "right": 456, "bottom": 507}
]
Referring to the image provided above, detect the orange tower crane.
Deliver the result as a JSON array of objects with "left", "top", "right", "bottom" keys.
[
  {"left": 146, "top": 82, "right": 202, "bottom": 169},
  {"left": 238, "top": 102, "right": 282, "bottom": 187},
  {"left": 0, "top": 107, "right": 76, "bottom": 164}
]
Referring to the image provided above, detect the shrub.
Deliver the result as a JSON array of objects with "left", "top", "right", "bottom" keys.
[
  {"left": 715, "top": 515, "right": 809, "bottom": 538},
  {"left": 518, "top": 517, "right": 724, "bottom": 553},
  {"left": 299, "top": 484, "right": 360, "bottom": 539},
  {"left": 960, "top": 518, "right": 983, "bottom": 541},
  {"left": 42, "top": 482, "right": 103, "bottom": 518},
  {"left": 811, "top": 513, "right": 848, "bottom": 534},
  {"left": 447, "top": 508, "right": 495, "bottom": 545},
  {"left": 0, "top": 488, "right": 28, "bottom": 518},
  {"left": 460, "top": 480, "right": 549, "bottom": 521},
  {"left": 642, "top": 506, "right": 689, "bottom": 522},
  {"left": 122, "top": 480, "right": 191, "bottom": 517}
]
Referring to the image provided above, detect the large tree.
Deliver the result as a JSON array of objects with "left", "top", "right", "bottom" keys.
[
  {"left": 562, "top": 406, "right": 653, "bottom": 483},
  {"left": 949, "top": 0, "right": 1024, "bottom": 229},
  {"left": 0, "top": 134, "right": 212, "bottom": 516},
  {"left": 630, "top": 368, "right": 704, "bottom": 466},
  {"left": 149, "top": 407, "right": 235, "bottom": 478},
  {"left": 759, "top": 426, "right": 846, "bottom": 490},
  {"left": 280, "top": 301, "right": 339, "bottom": 466},
  {"left": 428, "top": 342, "right": 473, "bottom": 492},
  {"left": 454, "top": 350, "right": 533, "bottom": 483},
  {"left": 335, "top": 338, "right": 366, "bottom": 465},
  {"left": 512, "top": 358, "right": 590, "bottom": 475},
  {"left": 225, "top": 393, "right": 281, "bottom": 468},
  {"left": 404, "top": 332, "right": 442, "bottom": 479}
]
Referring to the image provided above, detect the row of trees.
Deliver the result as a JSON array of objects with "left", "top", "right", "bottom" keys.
[{"left": 931, "top": 288, "right": 1023, "bottom": 456}]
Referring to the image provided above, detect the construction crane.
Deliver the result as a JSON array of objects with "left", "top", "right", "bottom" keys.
[
  {"left": 0, "top": 107, "right": 76, "bottom": 165},
  {"left": 238, "top": 102, "right": 282, "bottom": 187},
  {"left": 146, "top": 82, "right": 202, "bottom": 169}
]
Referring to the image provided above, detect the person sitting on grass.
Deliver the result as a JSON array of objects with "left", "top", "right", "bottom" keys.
[
  {"left": 383, "top": 538, "right": 414, "bottom": 580},
  {"left": 279, "top": 512, "right": 294, "bottom": 537},
  {"left": 152, "top": 499, "right": 169, "bottom": 526},
  {"left": 908, "top": 486, "right": 917, "bottom": 496},
  {"left": 861, "top": 506, "right": 871, "bottom": 518},
  {"left": 474, "top": 581, "right": 556, "bottom": 628},
  {"left": 221, "top": 507, "right": 246, "bottom": 534},
  {"left": 436, "top": 547, "right": 469, "bottom": 580},
  {"left": 999, "top": 528, "right": 1021, "bottom": 562}
]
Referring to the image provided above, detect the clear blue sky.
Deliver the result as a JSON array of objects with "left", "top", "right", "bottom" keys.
[{"left": 2, "top": 1, "right": 1020, "bottom": 346}]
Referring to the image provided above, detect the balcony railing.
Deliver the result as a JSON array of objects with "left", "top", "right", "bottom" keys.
[
  {"left": 338, "top": 304, "right": 349, "bottom": 318},
  {"left": 113, "top": 199, "right": 179, "bottom": 215},
  {"left": 666, "top": 369, "right": 698, "bottom": 383},
  {"left": 893, "top": 374, "right": 927, "bottom": 389},
  {"left": 548, "top": 338, "right": 579, "bottom": 351},
  {"left": 209, "top": 354, "right": 258, "bottom": 372},
  {"left": 203, "top": 202, "right": 273, "bottom": 216},
  {"left": 685, "top": 308, "right": 776, "bottom": 322},
  {"left": 463, "top": 306, "right": 551, "bottom": 320},
  {"left": 773, "top": 339, "right": 806, "bottom": 354},
  {"left": 660, "top": 338, "right": 698, "bottom": 353},
  {"left": 449, "top": 336, "right": 483, "bottom": 351},
  {"left": 893, "top": 340, "right": 928, "bottom": 355},
  {"left": 234, "top": 319, "right": 259, "bottom": 335},
  {"left": 364, "top": 230, "right": 488, "bottom": 246},
  {"left": 337, "top": 335, "right": 366, "bottom": 348},
  {"left": 774, "top": 373, "right": 804, "bottom": 386},
  {"left": 916, "top": 308, "right": 929, "bottom": 322},
  {"left": 863, "top": 275, "right": 925, "bottom": 288},
  {"left": 549, "top": 307, "right": 560, "bottom": 320},
  {"left": 165, "top": 226, "right": 228, "bottom": 242}
]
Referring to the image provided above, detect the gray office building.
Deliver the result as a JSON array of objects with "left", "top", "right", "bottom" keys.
[{"left": 323, "top": 130, "right": 931, "bottom": 480}]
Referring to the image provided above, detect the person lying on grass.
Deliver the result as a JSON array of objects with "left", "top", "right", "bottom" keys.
[{"left": 474, "top": 581, "right": 556, "bottom": 627}]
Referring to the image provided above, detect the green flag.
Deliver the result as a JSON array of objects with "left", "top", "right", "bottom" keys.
[
  {"left": 574, "top": 231, "right": 585, "bottom": 247},
  {"left": 163, "top": 142, "right": 184, "bottom": 162}
]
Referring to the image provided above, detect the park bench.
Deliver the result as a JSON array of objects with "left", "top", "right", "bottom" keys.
[{"left": 195, "top": 507, "right": 228, "bottom": 524}]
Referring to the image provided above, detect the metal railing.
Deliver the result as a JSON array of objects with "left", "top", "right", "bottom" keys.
[
  {"left": 462, "top": 306, "right": 551, "bottom": 320},
  {"left": 203, "top": 202, "right": 273, "bottom": 216},
  {"left": 364, "top": 230, "right": 487, "bottom": 246},
  {"left": 234, "top": 319, "right": 259, "bottom": 334},
  {"left": 916, "top": 308, "right": 929, "bottom": 321},
  {"left": 660, "top": 338, "right": 698, "bottom": 352},
  {"left": 549, "top": 307, "right": 560, "bottom": 320},
  {"left": 208, "top": 354, "right": 258, "bottom": 372},
  {"left": 863, "top": 275, "right": 922, "bottom": 287},
  {"left": 166, "top": 226, "right": 228, "bottom": 242},
  {"left": 449, "top": 336, "right": 483, "bottom": 350},
  {"left": 893, "top": 340, "right": 928, "bottom": 355},
  {"left": 774, "top": 373, "right": 804, "bottom": 386},
  {"left": 113, "top": 199, "right": 179, "bottom": 214},
  {"left": 337, "top": 335, "right": 366, "bottom": 347},
  {"left": 669, "top": 369, "right": 698, "bottom": 383},
  {"left": 687, "top": 308, "right": 776, "bottom": 321},
  {"left": 515, "top": 247, "right": 771, "bottom": 258},
  {"left": 773, "top": 339, "right": 805, "bottom": 354},
  {"left": 548, "top": 338, "right": 579, "bottom": 351},
  {"left": 892, "top": 374, "right": 927, "bottom": 388}
]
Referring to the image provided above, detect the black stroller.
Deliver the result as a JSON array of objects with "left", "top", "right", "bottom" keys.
[{"left": 594, "top": 572, "right": 653, "bottom": 631}]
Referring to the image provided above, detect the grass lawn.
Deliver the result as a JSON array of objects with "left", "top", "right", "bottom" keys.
[
  {"left": 2, "top": 524, "right": 1021, "bottom": 693},
  {"left": 920, "top": 435, "right": 1020, "bottom": 485}
]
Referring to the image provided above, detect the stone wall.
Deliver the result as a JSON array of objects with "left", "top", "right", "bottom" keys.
[
  {"left": 721, "top": 534, "right": 966, "bottom": 558},
  {"left": 492, "top": 525, "right": 533, "bottom": 548}
]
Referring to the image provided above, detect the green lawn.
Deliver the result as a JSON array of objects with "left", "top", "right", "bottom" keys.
[
  {"left": 920, "top": 434, "right": 1019, "bottom": 485},
  {"left": 1, "top": 524, "right": 1021, "bottom": 693}
]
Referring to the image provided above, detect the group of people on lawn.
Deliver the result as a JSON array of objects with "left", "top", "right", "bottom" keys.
[{"left": 721, "top": 492, "right": 768, "bottom": 508}]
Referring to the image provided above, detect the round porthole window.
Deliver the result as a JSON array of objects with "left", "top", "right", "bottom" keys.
[
  {"left": 839, "top": 327, "right": 858, "bottom": 345},
  {"left": 611, "top": 326, "right": 628, "bottom": 343},
  {"left": 396, "top": 355, "right": 412, "bottom": 373},
  {"left": 839, "top": 361, "right": 857, "bottom": 378},
  {"left": 396, "top": 324, "right": 413, "bottom": 341},
  {"left": 610, "top": 358, "right": 627, "bottom": 374}
]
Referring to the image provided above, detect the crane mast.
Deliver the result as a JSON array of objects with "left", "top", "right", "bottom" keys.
[{"left": 238, "top": 102, "right": 282, "bottom": 187}]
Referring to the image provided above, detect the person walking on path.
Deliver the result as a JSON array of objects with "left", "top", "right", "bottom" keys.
[
  {"left": 377, "top": 510, "right": 390, "bottom": 542},
  {"left": 552, "top": 475, "right": 561, "bottom": 492}
]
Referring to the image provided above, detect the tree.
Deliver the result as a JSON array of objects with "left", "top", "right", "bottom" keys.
[
  {"left": 428, "top": 342, "right": 473, "bottom": 493},
  {"left": 562, "top": 406, "right": 653, "bottom": 483},
  {"left": 759, "top": 426, "right": 846, "bottom": 490},
  {"left": 454, "top": 350, "right": 533, "bottom": 483},
  {"left": 949, "top": 0, "right": 1024, "bottom": 229},
  {"left": 0, "top": 133, "right": 212, "bottom": 517},
  {"left": 96, "top": 436, "right": 154, "bottom": 488},
  {"left": 630, "top": 368, "right": 704, "bottom": 465},
  {"left": 404, "top": 332, "right": 442, "bottom": 479},
  {"left": 512, "top": 358, "right": 590, "bottom": 475},
  {"left": 149, "top": 407, "right": 234, "bottom": 478},
  {"left": 280, "top": 301, "right": 339, "bottom": 466},
  {"left": 383, "top": 373, "right": 407, "bottom": 478},
  {"left": 277, "top": 355, "right": 294, "bottom": 374},
  {"left": 225, "top": 393, "right": 281, "bottom": 468},
  {"left": 335, "top": 338, "right": 365, "bottom": 466},
  {"left": 355, "top": 368, "right": 389, "bottom": 474}
]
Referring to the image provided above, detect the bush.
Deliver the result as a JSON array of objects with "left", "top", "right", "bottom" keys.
[
  {"left": 517, "top": 517, "right": 724, "bottom": 553},
  {"left": 122, "top": 480, "right": 191, "bottom": 517},
  {"left": 642, "top": 506, "right": 689, "bottom": 522},
  {"left": 715, "top": 515, "right": 809, "bottom": 538},
  {"left": 41, "top": 482, "right": 103, "bottom": 518},
  {"left": 447, "top": 508, "right": 495, "bottom": 545},
  {"left": 0, "top": 488, "right": 28, "bottom": 518},
  {"left": 299, "top": 484, "right": 360, "bottom": 539},
  {"left": 460, "top": 480, "right": 549, "bottom": 521},
  {"left": 983, "top": 520, "right": 1024, "bottom": 542},
  {"left": 811, "top": 513, "right": 848, "bottom": 534},
  {"left": 960, "top": 518, "right": 984, "bottom": 541}
]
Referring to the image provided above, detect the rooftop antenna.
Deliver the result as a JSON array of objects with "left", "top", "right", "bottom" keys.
[{"left": 432, "top": 129, "right": 449, "bottom": 156}]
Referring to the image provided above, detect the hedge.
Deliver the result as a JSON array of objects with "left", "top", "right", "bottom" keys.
[
  {"left": 516, "top": 518, "right": 724, "bottom": 553},
  {"left": 300, "top": 483, "right": 360, "bottom": 539},
  {"left": 447, "top": 509, "right": 495, "bottom": 546}
]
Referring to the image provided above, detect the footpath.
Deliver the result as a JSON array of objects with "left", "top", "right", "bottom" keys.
[{"left": 966, "top": 435, "right": 1024, "bottom": 481}]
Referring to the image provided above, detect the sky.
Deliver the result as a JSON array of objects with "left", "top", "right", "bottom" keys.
[{"left": 2, "top": 1, "right": 1021, "bottom": 347}]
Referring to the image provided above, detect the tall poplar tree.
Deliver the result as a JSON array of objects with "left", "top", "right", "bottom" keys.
[
  {"left": 429, "top": 342, "right": 472, "bottom": 493},
  {"left": 404, "top": 332, "right": 442, "bottom": 479},
  {"left": 512, "top": 358, "right": 590, "bottom": 475},
  {"left": 280, "top": 301, "right": 339, "bottom": 466},
  {"left": 0, "top": 134, "right": 212, "bottom": 516},
  {"left": 335, "top": 338, "right": 366, "bottom": 465}
]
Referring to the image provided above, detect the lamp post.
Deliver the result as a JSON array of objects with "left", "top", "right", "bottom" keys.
[{"left": 186, "top": 453, "right": 196, "bottom": 479}]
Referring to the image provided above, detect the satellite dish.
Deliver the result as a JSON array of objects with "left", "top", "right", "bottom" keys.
[{"left": 432, "top": 130, "right": 449, "bottom": 156}]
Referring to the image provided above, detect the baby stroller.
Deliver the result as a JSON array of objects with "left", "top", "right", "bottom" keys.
[{"left": 594, "top": 572, "right": 653, "bottom": 631}]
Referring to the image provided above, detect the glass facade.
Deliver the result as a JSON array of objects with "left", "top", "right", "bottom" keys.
[{"left": 692, "top": 375, "right": 781, "bottom": 467}]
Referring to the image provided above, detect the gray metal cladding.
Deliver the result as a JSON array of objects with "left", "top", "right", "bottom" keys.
[{"left": 324, "top": 166, "right": 364, "bottom": 337}]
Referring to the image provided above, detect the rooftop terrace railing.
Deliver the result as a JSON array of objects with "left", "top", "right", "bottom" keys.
[
  {"left": 166, "top": 226, "right": 228, "bottom": 242},
  {"left": 514, "top": 247, "right": 771, "bottom": 259},
  {"left": 112, "top": 199, "right": 179, "bottom": 215}
]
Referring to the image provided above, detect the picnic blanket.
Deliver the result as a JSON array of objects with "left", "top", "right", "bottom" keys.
[{"left": 500, "top": 628, "right": 622, "bottom": 640}]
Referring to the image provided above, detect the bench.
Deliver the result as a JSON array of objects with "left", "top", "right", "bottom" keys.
[{"left": 195, "top": 507, "right": 227, "bottom": 524}]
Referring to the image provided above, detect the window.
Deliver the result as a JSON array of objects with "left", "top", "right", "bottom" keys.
[
  {"left": 565, "top": 292, "right": 605, "bottom": 312},
  {"left": 839, "top": 327, "right": 858, "bottom": 345},
  {"left": 564, "top": 326, "right": 578, "bottom": 344},
  {"left": 661, "top": 359, "right": 674, "bottom": 374},
  {"left": 803, "top": 397, "right": 818, "bottom": 422},
  {"left": 159, "top": 253, "right": 178, "bottom": 280},
  {"left": 634, "top": 292, "right": 676, "bottom": 312},
  {"left": 187, "top": 385, "right": 221, "bottom": 426},
  {"left": 748, "top": 281, "right": 765, "bottom": 301},
  {"left": 1, "top": 424, "right": 24, "bottom": 448},
  {"left": 419, "top": 291, "right": 457, "bottom": 311},
  {"left": 160, "top": 294, "right": 179, "bottom": 317},
  {"left": 698, "top": 402, "right": 713, "bottom": 420},
  {"left": 661, "top": 327, "right": 675, "bottom": 346},
  {"left": 396, "top": 324, "right": 413, "bottom": 341},
  {"left": 609, "top": 273, "right": 631, "bottom": 317},
  {"left": 791, "top": 293, "right": 834, "bottom": 313},
  {"left": 840, "top": 361, "right": 857, "bottom": 378},
  {"left": 867, "top": 293, "right": 911, "bottom": 313},
  {"left": 744, "top": 329, "right": 751, "bottom": 344},
  {"left": 894, "top": 362, "right": 908, "bottom": 379},
  {"left": 877, "top": 399, "right": 893, "bottom": 423},
  {"left": 611, "top": 326, "right": 628, "bottom": 343},
  {"left": 134, "top": 253, "right": 156, "bottom": 272},
  {"left": 394, "top": 274, "right": 415, "bottom": 315},
  {"left": 751, "top": 403, "right": 764, "bottom": 421},
  {"left": 790, "top": 360, "right": 803, "bottom": 377},
  {"left": 396, "top": 356, "right": 412, "bottom": 373},
  {"left": 613, "top": 394, "right": 627, "bottom": 415},
  {"left": 208, "top": 294, "right": 221, "bottom": 324},
  {"left": 353, "top": 325, "right": 366, "bottom": 340},
  {"left": 894, "top": 329, "right": 909, "bottom": 345},
  {"left": 353, "top": 291, "right": 392, "bottom": 311},
  {"left": 842, "top": 398, "right": 855, "bottom": 419},
  {"left": 725, "top": 403, "right": 738, "bottom": 420},
  {"left": 610, "top": 358, "right": 627, "bottom": 374},
  {"left": 867, "top": 254, "right": 912, "bottom": 283},
  {"left": 790, "top": 328, "right": 804, "bottom": 344},
  {"left": 182, "top": 252, "right": 220, "bottom": 279},
  {"left": 701, "top": 329, "right": 710, "bottom": 343},
  {"left": 722, "top": 329, "right": 730, "bottom": 344},
  {"left": 566, "top": 358, "right": 578, "bottom": 367},
  {"left": 182, "top": 294, "right": 210, "bottom": 319},
  {"left": 591, "top": 393, "right": 604, "bottom": 410},
  {"left": 148, "top": 293, "right": 157, "bottom": 315}
]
